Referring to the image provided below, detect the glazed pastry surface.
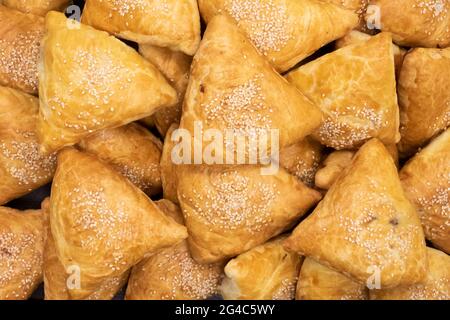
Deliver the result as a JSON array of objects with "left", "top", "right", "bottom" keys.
[
  {"left": 198, "top": 0, "right": 359, "bottom": 72},
  {"left": 37, "top": 12, "right": 177, "bottom": 154},
  {"left": 0, "top": 86, "right": 56, "bottom": 205},
  {"left": 82, "top": 0, "right": 201, "bottom": 55}
]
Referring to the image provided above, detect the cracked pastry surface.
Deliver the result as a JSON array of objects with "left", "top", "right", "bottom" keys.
[{"left": 286, "top": 33, "right": 400, "bottom": 150}]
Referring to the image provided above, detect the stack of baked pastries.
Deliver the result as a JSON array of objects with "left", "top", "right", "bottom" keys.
[{"left": 0, "top": 0, "right": 448, "bottom": 300}]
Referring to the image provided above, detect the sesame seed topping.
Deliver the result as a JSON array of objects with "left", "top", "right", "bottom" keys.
[
  {"left": 0, "top": 131, "right": 56, "bottom": 186},
  {"left": 0, "top": 216, "right": 42, "bottom": 300},
  {"left": 272, "top": 278, "right": 297, "bottom": 300},
  {"left": 318, "top": 106, "right": 386, "bottom": 149},
  {"left": 68, "top": 187, "right": 131, "bottom": 269},
  {"left": 136, "top": 243, "right": 222, "bottom": 300},
  {"left": 203, "top": 74, "right": 272, "bottom": 136},
  {"left": 0, "top": 30, "right": 42, "bottom": 93},
  {"left": 180, "top": 170, "right": 278, "bottom": 233},
  {"left": 225, "top": 0, "right": 290, "bottom": 54}
]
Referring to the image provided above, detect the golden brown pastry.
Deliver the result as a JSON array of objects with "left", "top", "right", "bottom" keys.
[
  {"left": 367, "top": 0, "right": 450, "bottom": 48},
  {"left": 159, "top": 124, "right": 181, "bottom": 205},
  {"left": 0, "top": 6, "right": 43, "bottom": 95},
  {"left": 82, "top": 0, "right": 201, "bottom": 55},
  {"left": 198, "top": 0, "right": 359, "bottom": 72},
  {"left": 335, "top": 30, "right": 407, "bottom": 78},
  {"left": 139, "top": 45, "right": 192, "bottom": 137},
  {"left": 50, "top": 148, "right": 188, "bottom": 299},
  {"left": 285, "top": 139, "right": 427, "bottom": 288},
  {"left": 400, "top": 129, "right": 450, "bottom": 254},
  {"left": 3, "top": 0, "right": 69, "bottom": 16},
  {"left": 180, "top": 14, "right": 323, "bottom": 162},
  {"left": 41, "top": 198, "right": 128, "bottom": 300},
  {"left": 297, "top": 258, "right": 369, "bottom": 300},
  {"left": 315, "top": 151, "right": 354, "bottom": 190},
  {"left": 178, "top": 164, "right": 322, "bottom": 264},
  {"left": 371, "top": 248, "right": 450, "bottom": 300},
  {"left": 397, "top": 47, "right": 450, "bottom": 157},
  {"left": 323, "top": 0, "right": 370, "bottom": 32},
  {"left": 315, "top": 144, "right": 399, "bottom": 190},
  {"left": 220, "top": 237, "right": 302, "bottom": 300},
  {"left": 37, "top": 12, "right": 178, "bottom": 154},
  {"left": 0, "top": 206, "right": 43, "bottom": 300},
  {"left": 286, "top": 33, "right": 400, "bottom": 150},
  {"left": 0, "top": 86, "right": 56, "bottom": 205},
  {"left": 279, "top": 138, "right": 323, "bottom": 187},
  {"left": 78, "top": 123, "right": 163, "bottom": 197},
  {"left": 126, "top": 200, "right": 224, "bottom": 300}
]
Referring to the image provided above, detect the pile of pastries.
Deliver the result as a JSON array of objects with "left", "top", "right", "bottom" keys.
[{"left": 0, "top": 0, "right": 449, "bottom": 301}]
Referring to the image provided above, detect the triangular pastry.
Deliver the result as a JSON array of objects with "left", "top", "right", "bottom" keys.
[
  {"left": 177, "top": 164, "right": 322, "bottom": 263},
  {"left": 198, "top": 0, "right": 359, "bottom": 72},
  {"left": 50, "top": 148, "right": 187, "bottom": 299},
  {"left": 139, "top": 45, "right": 192, "bottom": 137},
  {"left": 286, "top": 33, "right": 400, "bottom": 150},
  {"left": 367, "top": 0, "right": 450, "bottom": 48},
  {"left": 220, "top": 236, "right": 302, "bottom": 300},
  {"left": 37, "top": 12, "right": 178, "bottom": 154},
  {"left": 41, "top": 198, "right": 128, "bottom": 300},
  {"left": 0, "top": 86, "right": 56, "bottom": 205},
  {"left": 335, "top": 30, "right": 407, "bottom": 78},
  {"left": 400, "top": 129, "right": 450, "bottom": 254},
  {"left": 126, "top": 200, "right": 224, "bottom": 300},
  {"left": 279, "top": 137, "right": 323, "bottom": 187},
  {"left": 78, "top": 123, "right": 163, "bottom": 197},
  {"left": 323, "top": 0, "right": 370, "bottom": 32},
  {"left": 297, "top": 258, "right": 369, "bottom": 300},
  {"left": 180, "top": 14, "right": 323, "bottom": 163},
  {"left": 284, "top": 139, "right": 427, "bottom": 288},
  {"left": 315, "top": 143, "right": 399, "bottom": 190},
  {"left": 3, "top": 0, "right": 69, "bottom": 16},
  {"left": 0, "top": 206, "right": 44, "bottom": 300},
  {"left": 371, "top": 248, "right": 450, "bottom": 300},
  {"left": 82, "top": 0, "right": 201, "bottom": 55},
  {"left": 0, "top": 6, "right": 44, "bottom": 95},
  {"left": 397, "top": 47, "right": 450, "bottom": 157}
]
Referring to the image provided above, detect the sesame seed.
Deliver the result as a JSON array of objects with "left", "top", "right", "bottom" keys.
[
  {"left": 225, "top": 0, "right": 290, "bottom": 54},
  {"left": 0, "top": 131, "right": 56, "bottom": 186},
  {"left": 180, "top": 170, "right": 278, "bottom": 233},
  {"left": 0, "top": 30, "right": 42, "bottom": 93}
]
